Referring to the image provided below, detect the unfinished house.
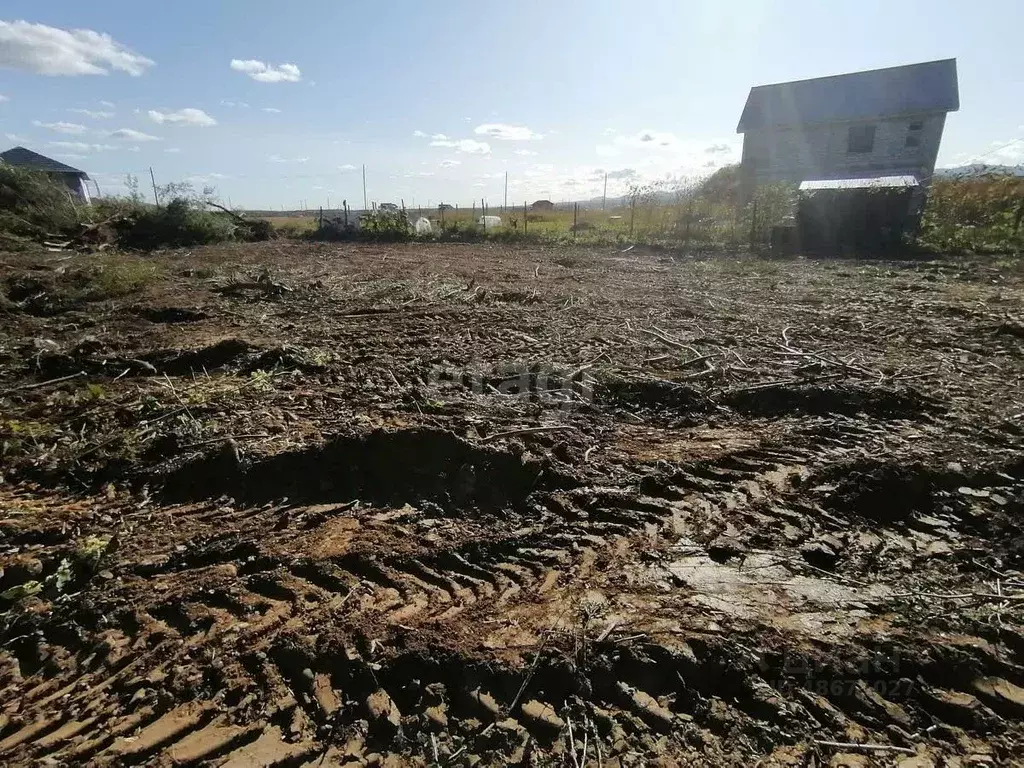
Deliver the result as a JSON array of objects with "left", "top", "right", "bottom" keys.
[{"left": 737, "top": 59, "right": 959, "bottom": 250}]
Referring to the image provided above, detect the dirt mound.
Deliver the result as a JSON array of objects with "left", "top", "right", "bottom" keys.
[
  {"left": 719, "top": 384, "right": 939, "bottom": 419},
  {"left": 597, "top": 377, "right": 706, "bottom": 417},
  {"left": 598, "top": 379, "right": 938, "bottom": 423},
  {"left": 29, "top": 338, "right": 328, "bottom": 380},
  {"left": 158, "top": 427, "right": 565, "bottom": 511}
]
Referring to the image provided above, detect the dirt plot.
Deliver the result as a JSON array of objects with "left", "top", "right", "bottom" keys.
[{"left": 1, "top": 242, "right": 1023, "bottom": 766}]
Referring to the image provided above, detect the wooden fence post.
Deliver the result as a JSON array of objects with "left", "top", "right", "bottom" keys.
[
  {"left": 524, "top": 202, "right": 528, "bottom": 236},
  {"left": 573, "top": 202, "right": 578, "bottom": 240}
]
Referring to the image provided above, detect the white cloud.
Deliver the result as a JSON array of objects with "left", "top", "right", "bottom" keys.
[
  {"left": 221, "top": 100, "right": 250, "bottom": 108},
  {"left": 69, "top": 108, "right": 113, "bottom": 119},
  {"left": 185, "top": 173, "right": 229, "bottom": 185},
  {"left": 597, "top": 132, "right": 740, "bottom": 174},
  {"left": 0, "top": 94, "right": 8, "bottom": 103},
  {"left": 0, "top": 21, "right": 153, "bottom": 76},
  {"left": 49, "top": 141, "right": 117, "bottom": 152},
  {"left": 431, "top": 133, "right": 448, "bottom": 140},
  {"left": 164, "top": 147, "right": 182, "bottom": 153},
  {"left": 261, "top": 107, "right": 281, "bottom": 113},
  {"left": 429, "top": 137, "right": 490, "bottom": 154},
  {"left": 339, "top": 164, "right": 357, "bottom": 171},
  {"left": 474, "top": 123, "right": 542, "bottom": 141},
  {"left": 268, "top": 154, "right": 307, "bottom": 163},
  {"left": 413, "top": 130, "right": 427, "bottom": 137},
  {"left": 514, "top": 149, "right": 538, "bottom": 157},
  {"left": 32, "top": 120, "right": 87, "bottom": 134},
  {"left": 126, "top": 146, "right": 141, "bottom": 152},
  {"left": 405, "top": 171, "right": 434, "bottom": 178},
  {"left": 110, "top": 128, "right": 160, "bottom": 142},
  {"left": 615, "top": 129, "right": 680, "bottom": 150},
  {"left": 948, "top": 139, "right": 1024, "bottom": 167},
  {"left": 99, "top": 100, "right": 115, "bottom": 108},
  {"left": 5, "top": 133, "right": 28, "bottom": 142},
  {"left": 606, "top": 168, "right": 637, "bottom": 180},
  {"left": 525, "top": 163, "right": 555, "bottom": 178},
  {"left": 439, "top": 159, "right": 461, "bottom": 168},
  {"left": 982, "top": 139, "right": 1024, "bottom": 165},
  {"left": 230, "top": 59, "right": 301, "bottom": 83},
  {"left": 53, "top": 153, "right": 87, "bottom": 160},
  {"left": 148, "top": 107, "right": 217, "bottom": 127}
]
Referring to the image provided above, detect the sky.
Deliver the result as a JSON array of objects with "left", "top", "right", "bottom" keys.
[{"left": 1, "top": 0, "right": 1022, "bottom": 210}]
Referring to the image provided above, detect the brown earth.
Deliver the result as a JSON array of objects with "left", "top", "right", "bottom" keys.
[{"left": 1, "top": 242, "right": 1023, "bottom": 766}]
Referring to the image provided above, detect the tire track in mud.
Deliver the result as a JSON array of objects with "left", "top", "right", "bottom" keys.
[{"left": 3, "top": 411, "right": 1023, "bottom": 763}]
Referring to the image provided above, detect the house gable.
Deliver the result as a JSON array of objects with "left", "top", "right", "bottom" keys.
[{"left": 737, "top": 59, "right": 959, "bottom": 133}]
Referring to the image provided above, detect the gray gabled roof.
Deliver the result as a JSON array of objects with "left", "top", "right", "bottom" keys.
[
  {"left": 0, "top": 146, "right": 89, "bottom": 177},
  {"left": 737, "top": 59, "right": 959, "bottom": 133}
]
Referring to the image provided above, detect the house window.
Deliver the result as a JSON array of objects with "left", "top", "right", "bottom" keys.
[
  {"left": 909, "top": 121, "right": 924, "bottom": 131},
  {"left": 847, "top": 124, "right": 876, "bottom": 154},
  {"left": 905, "top": 134, "right": 921, "bottom": 148}
]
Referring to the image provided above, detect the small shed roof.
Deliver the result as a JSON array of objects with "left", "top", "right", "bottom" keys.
[
  {"left": 799, "top": 175, "right": 920, "bottom": 191},
  {"left": 0, "top": 146, "right": 89, "bottom": 177},
  {"left": 738, "top": 59, "right": 959, "bottom": 132}
]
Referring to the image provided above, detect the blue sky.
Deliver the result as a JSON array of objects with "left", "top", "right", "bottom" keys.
[{"left": 1, "top": 0, "right": 1022, "bottom": 209}]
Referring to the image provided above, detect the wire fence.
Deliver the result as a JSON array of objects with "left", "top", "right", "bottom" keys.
[
  {"left": 254, "top": 180, "right": 799, "bottom": 251},
  {"left": 89, "top": 163, "right": 1024, "bottom": 253}
]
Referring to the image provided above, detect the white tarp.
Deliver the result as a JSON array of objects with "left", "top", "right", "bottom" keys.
[
  {"left": 414, "top": 217, "right": 432, "bottom": 234},
  {"left": 478, "top": 215, "right": 502, "bottom": 230}
]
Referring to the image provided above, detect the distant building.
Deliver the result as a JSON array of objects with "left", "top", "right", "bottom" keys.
[
  {"left": 530, "top": 199, "right": 555, "bottom": 211},
  {"left": 737, "top": 59, "right": 959, "bottom": 197},
  {"left": 0, "top": 146, "right": 93, "bottom": 203}
]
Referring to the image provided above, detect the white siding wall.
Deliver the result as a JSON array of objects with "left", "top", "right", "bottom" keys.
[{"left": 741, "top": 113, "right": 947, "bottom": 188}]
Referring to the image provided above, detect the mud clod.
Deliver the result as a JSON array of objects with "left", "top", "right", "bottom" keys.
[{"left": 519, "top": 700, "right": 565, "bottom": 734}]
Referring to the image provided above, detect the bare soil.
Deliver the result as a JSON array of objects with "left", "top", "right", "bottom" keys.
[{"left": 1, "top": 242, "right": 1023, "bottom": 766}]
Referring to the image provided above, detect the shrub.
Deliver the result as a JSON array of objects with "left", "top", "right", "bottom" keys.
[
  {"left": 919, "top": 174, "right": 1024, "bottom": 253},
  {"left": 116, "top": 198, "right": 236, "bottom": 248},
  {"left": 0, "top": 164, "right": 82, "bottom": 238},
  {"left": 358, "top": 209, "right": 412, "bottom": 241}
]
